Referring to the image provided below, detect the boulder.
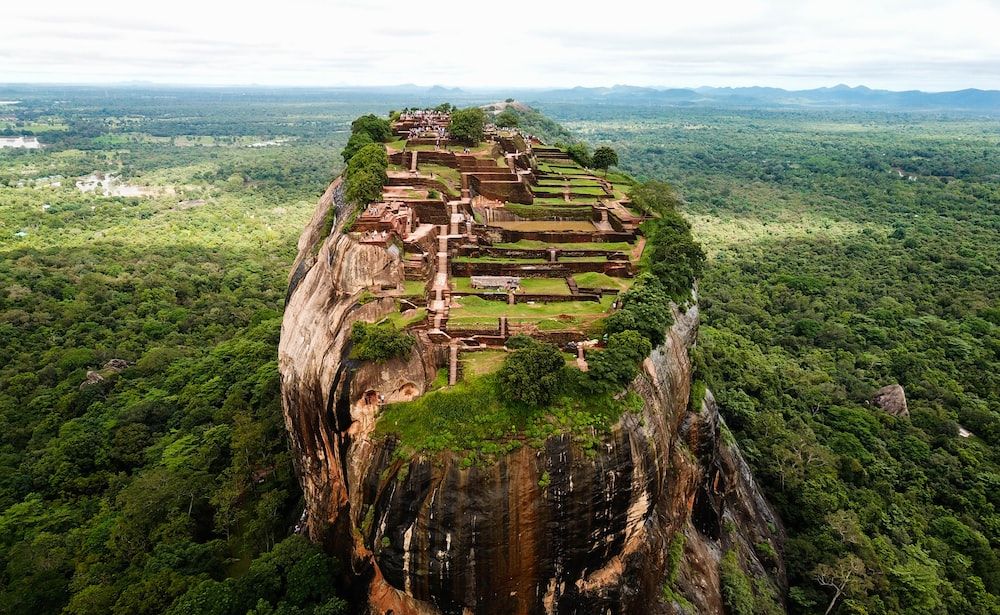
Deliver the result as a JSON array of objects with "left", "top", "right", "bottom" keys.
[
  {"left": 103, "top": 358, "right": 129, "bottom": 371},
  {"left": 872, "top": 384, "right": 908, "bottom": 417},
  {"left": 79, "top": 370, "right": 105, "bottom": 389}
]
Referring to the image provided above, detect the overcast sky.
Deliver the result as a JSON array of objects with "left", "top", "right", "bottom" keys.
[{"left": 3, "top": 0, "right": 999, "bottom": 91}]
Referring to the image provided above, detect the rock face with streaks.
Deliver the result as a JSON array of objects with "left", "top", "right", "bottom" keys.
[
  {"left": 871, "top": 384, "right": 909, "bottom": 418},
  {"left": 279, "top": 183, "right": 786, "bottom": 614}
]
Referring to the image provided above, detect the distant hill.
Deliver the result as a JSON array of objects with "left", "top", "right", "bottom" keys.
[{"left": 524, "top": 84, "right": 1000, "bottom": 111}]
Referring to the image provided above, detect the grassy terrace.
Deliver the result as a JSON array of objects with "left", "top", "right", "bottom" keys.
[
  {"left": 568, "top": 187, "right": 609, "bottom": 196},
  {"left": 403, "top": 280, "right": 427, "bottom": 296},
  {"left": 460, "top": 350, "right": 507, "bottom": 378},
  {"left": 418, "top": 163, "right": 462, "bottom": 195},
  {"left": 374, "top": 372, "right": 644, "bottom": 463},
  {"left": 452, "top": 256, "right": 548, "bottom": 264},
  {"left": 493, "top": 239, "right": 633, "bottom": 251},
  {"left": 452, "top": 255, "right": 609, "bottom": 264},
  {"left": 371, "top": 122, "right": 687, "bottom": 463},
  {"left": 451, "top": 276, "right": 572, "bottom": 295},
  {"left": 572, "top": 272, "right": 634, "bottom": 291},
  {"left": 536, "top": 178, "right": 604, "bottom": 187},
  {"left": 506, "top": 204, "right": 593, "bottom": 219},
  {"left": 516, "top": 278, "right": 573, "bottom": 294},
  {"left": 538, "top": 164, "right": 590, "bottom": 175},
  {"left": 530, "top": 197, "right": 597, "bottom": 206},
  {"left": 492, "top": 220, "right": 596, "bottom": 232},
  {"left": 380, "top": 307, "right": 428, "bottom": 329},
  {"left": 447, "top": 295, "right": 615, "bottom": 330}
]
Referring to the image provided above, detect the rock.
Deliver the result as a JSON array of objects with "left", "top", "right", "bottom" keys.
[
  {"left": 103, "top": 358, "right": 129, "bottom": 371},
  {"left": 79, "top": 370, "right": 104, "bottom": 389},
  {"left": 872, "top": 384, "right": 908, "bottom": 417},
  {"left": 278, "top": 181, "right": 787, "bottom": 615}
]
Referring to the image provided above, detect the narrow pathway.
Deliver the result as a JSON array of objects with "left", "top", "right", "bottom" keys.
[
  {"left": 430, "top": 225, "right": 452, "bottom": 335},
  {"left": 448, "top": 343, "right": 459, "bottom": 386}
]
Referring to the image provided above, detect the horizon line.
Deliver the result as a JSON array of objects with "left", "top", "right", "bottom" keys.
[{"left": 1, "top": 81, "right": 998, "bottom": 95}]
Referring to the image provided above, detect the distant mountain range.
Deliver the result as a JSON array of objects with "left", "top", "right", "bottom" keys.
[
  {"left": 361, "top": 83, "right": 1000, "bottom": 111},
  {"left": 521, "top": 84, "right": 1000, "bottom": 111},
  {"left": 2, "top": 82, "right": 998, "bottom": 111}
]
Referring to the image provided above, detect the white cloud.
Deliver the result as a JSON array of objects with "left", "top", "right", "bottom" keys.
[{"left": 3, "top": 0, "right": 999, "bottom": 90}]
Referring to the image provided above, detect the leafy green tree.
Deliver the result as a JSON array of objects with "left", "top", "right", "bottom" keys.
[
  {"left": 495, "top": 109, "right": 519, "bottom": 128},
  {"left": 448, "top": 107, "right": 486, "bottom": 146},
  {"left": 563, "top": 142, "right": 592, "bottom": 168},
  {"left": 341, "top": 131, "right": 374, "bottom": 163},
  {"left": 349, "top": 114, "right": 392, "bottom": 142},
  {"left": 604, "top": 274, "right": 674, "bottom": 345},
  {"left": 627, "top": 180, "right": 683, "bottom": 216},
  {"left": 586, "top": 330, "right": 651, "bottom": 392},
  {"left": 497, "top": 342, "right": 565, "bottom": 407},
  {"left": 592, "top": 146, "right": 618, "bottom": 175},
  {"left": 344, "top": 143, "right": 388, "bottom": 206}
]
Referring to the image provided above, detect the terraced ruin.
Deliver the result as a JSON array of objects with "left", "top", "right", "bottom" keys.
[
  {"left": 279, "top": 106, "right": 784, "bottom": 614},
  {"left": 346, "top": 109, "right": 648, "bottom": 388}
]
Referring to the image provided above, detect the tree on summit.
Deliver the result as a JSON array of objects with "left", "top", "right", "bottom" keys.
[
  {"left": 497, "top": 341, "right": 565, "bottom": 407},
  {"left": 449, "top": 107, "right": 486, "bottom": 146},
  {"left": 592, "top": 146, "right": 619, "bottom": 175}
]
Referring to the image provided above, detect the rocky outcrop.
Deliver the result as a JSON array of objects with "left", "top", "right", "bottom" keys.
[
  {"left": 279, "top": 184, "right": 785, "bottom": 614},
  {"left": 871, "top": 384, "right": 908, "bottom": 418}
]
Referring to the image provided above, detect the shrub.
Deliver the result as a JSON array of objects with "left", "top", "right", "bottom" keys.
[
  {"left": 504, "top": 334, "right": 536, "bottom": 350},
  {"left": 605, "top": 274, "right": 673, "bottom": 346},
  {"left": 350, "top": 322, "right": 415, "bottom": 363},
  {"left": 720, "top": 550, "right": 755, "bottom": 615},
  {"left": 586, "top": 330, "right": 651, "bottom": 393},
  {"left": 497, "top": 342, "right": 565, "bottom": 407}
]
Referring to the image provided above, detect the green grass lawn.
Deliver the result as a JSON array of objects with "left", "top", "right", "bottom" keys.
[
  {"left": 374, "top": 371, "right": 645, "bottom": 462},
  {"left": 493, "top": 239, "right": 634, "bottom": 251},
  {"left": 558, "top": 256, "right": 611, "bottom": 263},
  {"left": 451, "top": 276, "right": 507, "bottom": 293},
  {"left": 419, "top": 163, "right": 460, "bottom": 182},
  {"left": 453, "top": 277, "right": 569, "bottom": 295},
  {"left": 516, "top": 278, "right": 571, "bottom": 294},
  {"left": 452, "top": 255, "right": 547, "bottom": 264},
  {"left": 530, "top": 196, "right": 571, "bottom": 205},
  {"left": 380, "top": 307, "right": 427, "bottom": 329},
  {"left": 568, "top": 187, "right": 609, "bottom": 196},
  {"left": 572, "top": 272, "right": 634, "bottom": 291},
  {"left": 402, "top": 280, "right": 427, "bottom": 296},
  {"left": 460, "top": 350, "right": 508, "bottom": 378},
  {"left": 448, "top": 295, "right": 615, "bottom": 329},
  {"left": 492, "top": 220, "right": 596, "bottom": 232}
]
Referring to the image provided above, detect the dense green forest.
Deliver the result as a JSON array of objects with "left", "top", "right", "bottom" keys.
[
  {"left": 545, "top": 104, "right": 1000, "bottom": 614},
  {"left": 2, "top": 89, "right": 998, "bottom": 614},
  {"left": 0, "top": 92, "right": 376, "bottom": 614}
]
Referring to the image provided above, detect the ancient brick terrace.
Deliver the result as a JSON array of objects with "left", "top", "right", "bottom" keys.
[{"left": 346, "top": 108, "right": 650, "bottom": 385}]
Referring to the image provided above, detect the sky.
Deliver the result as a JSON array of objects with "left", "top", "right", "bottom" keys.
[{"left": 3, "top": 0, "right": 1000, "bottom": 91}]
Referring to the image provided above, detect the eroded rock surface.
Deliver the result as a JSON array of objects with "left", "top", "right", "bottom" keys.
[{"left": 871, "top": 384, "right": 908, "bottom": 418}]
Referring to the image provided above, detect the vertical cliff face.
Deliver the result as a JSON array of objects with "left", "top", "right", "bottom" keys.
[{"left": 279, "top": 186, "right": 786, "bottom": 614}]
